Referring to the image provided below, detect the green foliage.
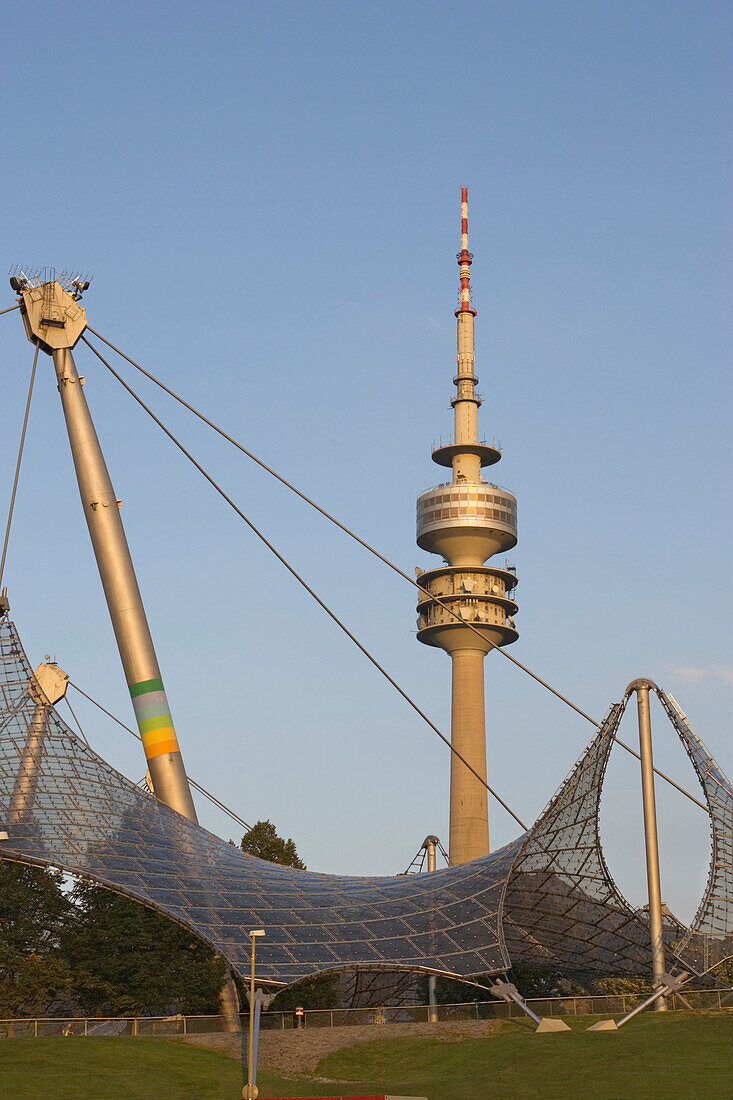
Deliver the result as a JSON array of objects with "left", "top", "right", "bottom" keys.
[
  {"left": 416, "top": 967, "right": 604, "bottom": 1005},
  {"left": 0, "top": 862, "right": 70, "bottom": 953},
  {"left": 507, "top": 966, "right": 589, "bottom": 997},
  {"left": 270, "top": 972, "right": 339, "bottom": 1011},
  {"left": 415, "top": 973, "right": 487, "bottom": 1004},
  {"left": 711, "top": 956, "right": 733, "bottom": 985},
  {"left": 240, "top": 820, "right": 305, "bottom": 868},
  {"left": 0, "top": 862, "right": 73, "bottom": 1016},
  {"left": 0, "top": 818, "right": 331, "bottom": 1021},
  {"left": 61, "top": 881, "right": 227, "bottom": 1016},
  {"left": 0, "top": 944, "right": 73, "bottom": 1018},
  {"left": 0, "top": 859, "right": 228, "bottom": 1018},
  {"left": 597, "top": 975, "right": 654, "bottom": 996}
]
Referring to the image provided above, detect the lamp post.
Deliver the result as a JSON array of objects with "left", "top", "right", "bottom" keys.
[{"left": 245, "top": 930, "right": 265, "bottom": 1100}]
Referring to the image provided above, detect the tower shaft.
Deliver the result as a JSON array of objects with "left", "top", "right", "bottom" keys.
[
  {"left": 450, "top": 648, "right": 489, "bottom": 856},
  {"left": 416, "top": 191, "right": 519, "bottom": 865}
]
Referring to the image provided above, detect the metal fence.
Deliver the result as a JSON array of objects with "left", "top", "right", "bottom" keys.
[{"left": 2, "top": 988, "right": 732, "bottom": 1038}]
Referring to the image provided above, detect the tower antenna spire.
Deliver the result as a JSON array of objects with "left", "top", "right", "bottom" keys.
[
  {"left": 415, "top": 189, "right": 519, "bottom": 865},
  {"left": 457, "top": 186, "right": 476, "bottom": 316}
]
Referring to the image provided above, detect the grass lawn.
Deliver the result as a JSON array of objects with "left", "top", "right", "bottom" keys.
[
  {"left": 0, "top": 1038, "right": 327, "bottom": 1100},
  {"left": 316, "top": 1013, "right": 733, "bottom": 1100},
  {"left": 0, "top": 1013, "right": 731, "bottom": 1100}
]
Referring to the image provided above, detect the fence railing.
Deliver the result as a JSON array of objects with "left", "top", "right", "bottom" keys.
[{"left": 2, "top": 987, "right": 732, "bottom": 1038}]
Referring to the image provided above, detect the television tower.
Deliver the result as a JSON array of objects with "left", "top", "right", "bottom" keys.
[{"left": 416, "top": 190, "right": 518, "bottom": 865}]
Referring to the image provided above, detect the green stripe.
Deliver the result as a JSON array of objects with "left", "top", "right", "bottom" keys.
[
  {"left": 129, "top": 678, "right": 164, "bottom": 698},
  {"left": 138, "top": 713, "right": 174, "bottom": 734}
]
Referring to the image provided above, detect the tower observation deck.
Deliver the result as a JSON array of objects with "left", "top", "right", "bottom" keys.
[{"left": 416, "top": 190, "right": 518, "bottom": 865}]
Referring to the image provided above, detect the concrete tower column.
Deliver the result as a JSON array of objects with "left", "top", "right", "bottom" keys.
[
  {"left": 450, "top": 648, "right": 489, "bottom": 859},
  {"left": 415, "top": 190, "right": 519, "bottom": 866}
]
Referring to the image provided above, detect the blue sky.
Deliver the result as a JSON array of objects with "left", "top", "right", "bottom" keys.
[{"left": 0, "top": 1, "right": 730, "bottom": 920}]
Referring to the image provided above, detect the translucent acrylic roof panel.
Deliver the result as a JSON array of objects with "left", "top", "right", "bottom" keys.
[
  {"left": 0, "top": 619, "right": 513, "bottom": 985},
  {"left": 501, "top": 705, "right": 653, "bottom": 974},
  {"left": 657, "top": 689, "right": 733, "bottom": 974},
  {"left": 3, "top": 616, "right": 730, "bottom": 986}
]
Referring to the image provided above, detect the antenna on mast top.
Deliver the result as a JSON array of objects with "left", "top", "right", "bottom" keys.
[{"left": 9, "top": 267, "right": 92, "bottom": 300}]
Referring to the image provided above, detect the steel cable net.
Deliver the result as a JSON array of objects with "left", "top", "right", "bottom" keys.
[
  {"left": 500, "top": 705, "right": 653, "bottom": 973},
  {"left": 0, "top": 619, "right": 513, "bottom": 984},
  {"left": 1, "top": 617, "right": 731, "bottom": 983},
  {"left": 655, "top": 690, "right": 733, "bottom": 974}
]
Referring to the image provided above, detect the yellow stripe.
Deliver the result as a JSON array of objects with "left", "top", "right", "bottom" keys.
[{"left": 141, "top": 726, "right": 178, "bottom": 750}]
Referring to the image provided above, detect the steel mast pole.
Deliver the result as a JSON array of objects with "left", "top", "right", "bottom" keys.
[
  {"left": 628, "top": 679, "right": 666, "bottom": 1010},
  {"left": 49, "top": 345, "right": 196, "bottom": 819},
  {"left": 425, "top": 835, "right": 439, "bottom": 1023},
  {"left": 14, "top": 278, "right": 197, "bottom": 821}
]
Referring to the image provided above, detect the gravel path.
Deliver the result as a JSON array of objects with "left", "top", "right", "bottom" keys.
[{"left": 184, "top": 1019, "right": 507, "bottom": 1076}]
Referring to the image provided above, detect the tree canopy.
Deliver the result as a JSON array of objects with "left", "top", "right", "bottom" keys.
[
  {"left": 0, "top": 819, "right": 337, "bottom": 1019},
  {"left": 0, "top": 862, "right": 73, "bottom": 1017},
  {"left": 62, "top": 880, "right": 226, "bottom": 1016},
  {"left": 240, "top": 820, "right": 306, "bottom": 868},
  {"left": 0, "top": 860, "right": 225, "bottom": 1018}
]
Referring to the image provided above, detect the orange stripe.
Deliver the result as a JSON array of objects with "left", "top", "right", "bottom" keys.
[{"left": 144, "top": 738, "right": 180, "bottom": 759}]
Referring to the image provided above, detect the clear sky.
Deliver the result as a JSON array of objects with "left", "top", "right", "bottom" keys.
[{"left": 0, "top": 1, "right": 730, "bottom": 922}]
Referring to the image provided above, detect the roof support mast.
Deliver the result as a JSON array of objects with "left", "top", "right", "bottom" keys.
[{"left": 11, "top": 275, "right": 197, "bottom": 822}]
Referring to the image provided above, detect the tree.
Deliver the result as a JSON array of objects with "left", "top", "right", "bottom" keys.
[
  {"left": 0, "top": 860, "right": 70, "bottom": 954},
  {"left": 416, "top": 973, "right": 493, "bottom": 1006},
  {"left": 240, "top": 820, "right": 305, "bottom": 868},
  {"left": 60, "top": 881, "right": 226, "bottom": 1017},
  {"left": 596, "top": 975, "right": 653, "bottom": 997},
  {"left": 0, "top": 861, "right": 73, "bottom": 1017},
  {"left": 239, "top": 821, "right": 338, "bottom": 1010}
]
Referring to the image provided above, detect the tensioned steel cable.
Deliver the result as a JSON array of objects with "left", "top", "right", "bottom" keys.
[
  {"left": 0, "top": 318, "right": 252, "bottom": 830},
  {"left": 0, "top": 345, "right": 40, "bottom": 590},
  {"left": 82, "top": 330, "right": 707, "bottom": 814},
  {"left": 63, "top": 696, "right": 90, "bottom": 747},
  {"left": 82, "top": 337, "right": 528, "bottom": 831},
  {"left": 68, "top": 680, "right": 253, "bottom": 833},
  {"left": 84, "top": 330, "right": 598, "bottom": 728}
]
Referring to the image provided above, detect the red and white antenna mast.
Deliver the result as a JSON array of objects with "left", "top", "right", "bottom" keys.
[{"left": 457, "top": 186, "right": 477, "bottom": 316}]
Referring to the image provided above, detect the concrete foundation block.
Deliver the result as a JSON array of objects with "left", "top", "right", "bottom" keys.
[
  {"left": 586, "top": 1019, "right": 619, "bottom": 1031},
  {"left": 535, "top": 1017, "right": 572, "bottom": 1032}
]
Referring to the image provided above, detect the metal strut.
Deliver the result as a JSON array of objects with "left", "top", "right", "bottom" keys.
[{"left": 10, "top": 277, "right": 197, "bottom": 822}]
